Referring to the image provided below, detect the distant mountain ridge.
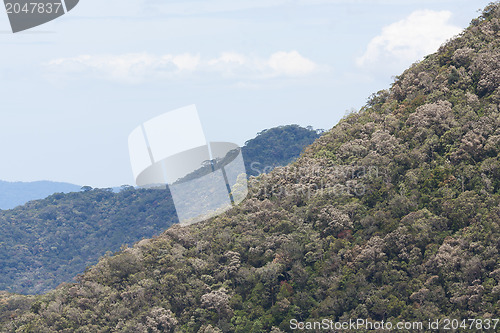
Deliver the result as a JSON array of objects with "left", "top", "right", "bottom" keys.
[
  {"left": 0, "top": 125, "right": 320, "bottom": 294},
  {"left": 0, "top": 125, "right": 321, "bottom": 210},
  {"left": 242, "top": 125, "right": 322, "bottom": 177},
  {"left": 0, "top": 180, "right": 82, "bottom": 210}
]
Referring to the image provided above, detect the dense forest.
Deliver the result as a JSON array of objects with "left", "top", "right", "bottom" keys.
[
  {"left": 242, "top": 125, "right": 322, "bottom": 177},
  {"left": 1, "top": 2, "right": 500, "bottom": 332},
  {"left": 0, "top": 187, "right": 177, "bottom": 295},
  {"left": 0, "top": 125, "right": 318, "bottom": 295}
]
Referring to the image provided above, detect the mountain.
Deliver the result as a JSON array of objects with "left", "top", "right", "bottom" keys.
[
  {"left": 242, "top": 125, "right": 323, "bottom": 177},
  {"left": 0, "top": 125, "right": 320, "bottom": 211},
  {"left": 0, "top": 187, "right": 178, "bottom": 295},
  {"left": 0, "top": 180, "right": 82, "bottom": 210},
  {"left": 1, "top": 3, "right": 500, "bottom": 331},
  {"left": 0, "top": 125, "right": 319, "bottom": 295}
]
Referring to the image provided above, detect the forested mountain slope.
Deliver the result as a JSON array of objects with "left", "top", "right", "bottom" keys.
[
  {"left": 0, "top": 125, "right": 318, "bottom": 295},
  {"left": 0, "top": 187, "right": 177, "bottom": 295},
  {"left": 242, "top": 125, "right": 322, "bottom": 177},
  {"left": 1, "top": 3, "right": 500, "bottom": 332}
]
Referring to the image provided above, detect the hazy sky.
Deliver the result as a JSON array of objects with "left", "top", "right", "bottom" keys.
[{"left": 0, "top": 0, "right": 492, "bottom": 187}]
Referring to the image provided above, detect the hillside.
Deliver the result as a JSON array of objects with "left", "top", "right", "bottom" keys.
[
  {"left": 1, "top": 3, "right": 500, "bottom": 332},
  {"left": 0, "top": 187, "right": 178, "bottom": 295},
  {"left": 242, "top": 125, "right": 322, "bottom": 177},
  {"left": 0, "top": 180, "right": 81, "bottom": 210},
  {"left": 0, "top": 125, "right": 318, "bottom": 295}
]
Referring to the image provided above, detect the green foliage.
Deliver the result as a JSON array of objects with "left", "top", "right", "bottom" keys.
[
  {"left": 0, "top": 187, "right": 178, "bottom": 294},
  {"left": 0, "top": 125, "right": 318, "bottom": 296},
  {"left": 1, "top": 3, "right": 500, "bottom": 332},
  {"left": 242, "top": 125, "right": 322, "bottom": 177}
]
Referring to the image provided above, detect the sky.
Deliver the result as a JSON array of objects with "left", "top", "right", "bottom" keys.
[{"left": 0, "top": 0, "right": 493, "bottom": 188}]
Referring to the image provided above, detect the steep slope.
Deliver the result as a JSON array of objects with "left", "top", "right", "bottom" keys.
[
  {"left": 0, "top": 187, "right": 177, "bottom": 295},
  {"left": 0, "top": 125, "right": 318, "bottom": 295},
  {"left": 1, "top": 3, "right": 500, "bottom": 332}
]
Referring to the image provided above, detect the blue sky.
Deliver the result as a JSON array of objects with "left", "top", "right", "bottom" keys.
[{"left": 0, "top": 0, "right": 492, "bottom": 187}]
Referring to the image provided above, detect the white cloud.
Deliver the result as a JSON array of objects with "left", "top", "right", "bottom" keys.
[
  {"left": 268, "top": 51, "right": 318, "bottom": 76},
  {"left": 46, "top": 53, "right": 201, "bottom": 83},
  {"left": 169, "top": 54, "right": 201, "bottom": 71},
  {"left": 208, "top": 52, "right": 248, "bottom": 66},
  {"left": 45, "top": 51, "right": 321, "bottom": 83},
  {"left": 356, "top": 10, "right": 462, "bottom": 69}
]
